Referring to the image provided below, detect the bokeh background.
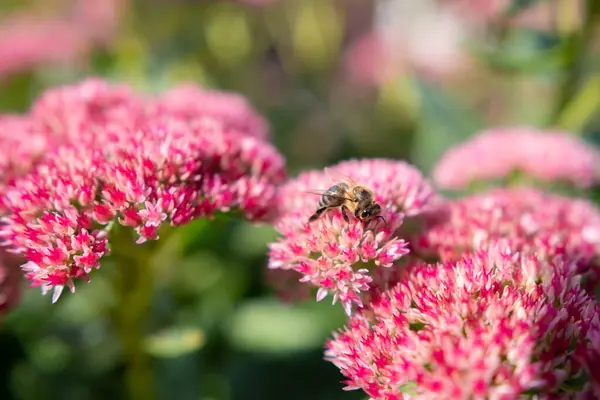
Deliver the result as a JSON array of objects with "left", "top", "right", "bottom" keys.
[{"left": 0, "top": 0, "right": 599, "bottom": 399}]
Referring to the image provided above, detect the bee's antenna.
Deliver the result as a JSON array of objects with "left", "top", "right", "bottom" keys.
[{"left": 375, "top": 216, "right": 388, "bottom": 226}]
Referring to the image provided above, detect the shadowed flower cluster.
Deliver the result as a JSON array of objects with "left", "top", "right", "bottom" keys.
[
  {"left": 326, "top": 244, "right": 600, "bottom": 399},
  {"left": 0, "top": 78, "right": 286, "bottom": 302},
  {"left": 433, "top": 127, "right": 600, "bottom": 190},
  {"left": 268, "top": 159, "right": 437, "bottom": 314}
]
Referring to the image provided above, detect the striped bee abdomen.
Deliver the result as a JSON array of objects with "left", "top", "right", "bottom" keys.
[{"left": 318, "top": 183, "right": 349, "bottom": 208}]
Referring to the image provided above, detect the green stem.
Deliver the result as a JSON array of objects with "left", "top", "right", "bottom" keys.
[
  {"left": 550, "top": 0, "right": 600, "bottom": 124},
  {"left": 109, "top": 225, "right": 159, "bottom": 400}
]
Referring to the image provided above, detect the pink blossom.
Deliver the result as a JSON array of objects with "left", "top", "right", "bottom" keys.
[
  {"left": 414, "top": 187, "right": 600, "bottom": 268},
  {"left": 147, "top": 85, "right": 269, "bottom": 140},
  {"left": 0, "top": 0, "right": 122, "bottom": 79},
  {"left": 268, "top": 159, "right": 438, "bottom": 314},
  {"left": 0, "top": 16, "right": 89, "bottom": 79},
  {"left": 325, "top": 244, "right": 600, "bottom": 399},
  {"left": 346, "top": 2, "right": 470, "bottom": 86},
  {"left": 0, "top": 79, "right": 286, "bottom": 302},
  {"left": 433, "top": 127, "right": 600, "bottom": 190}
]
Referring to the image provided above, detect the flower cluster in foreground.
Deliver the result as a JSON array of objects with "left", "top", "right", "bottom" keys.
[
  {"left": 433, "top": 127, "right": 600, "bottom": 190},
  {"left": 267, "top": 159, "right": 438, "bottom": 314},
  {"left": 326, "top": 244, "right": 600, "bottom": 399},
  {"left": 0, "top": 78, "right": 286, "bottom": 302}
]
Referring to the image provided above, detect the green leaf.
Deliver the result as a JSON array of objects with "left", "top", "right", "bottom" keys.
[
  {"left": 226, "top": 299, "right": 347, "bottom": 354},
  {"left": 144, "top": 327, "right": 206, "bottom": 358},
  {"left": 399, "top": 381, "right": 418, "bottom": 395},
  {"left": 411, "top": 80, "right": 483, "bottom": 174}
]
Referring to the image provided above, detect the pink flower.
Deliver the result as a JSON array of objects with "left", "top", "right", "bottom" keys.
[
  {"left": 1, "top": 79, "right": 286, "bottom": 302},
  {"left": 414, "top": 187, "right": 600, "bottom": 269},
  {"left": 433, "top": 127, "right": 600, "bottom": 190},
  {"left": 268, "top": 159, "right": 438, "bottom": 314},
  {"left": 325, "top": 244, "right": 600, "bottom": 399},
  {"left": 346, "top": 3, "right": 470, "bottom": 86},
  {"left": 0, "top": 16, "right": 88, "bottom": 79},
  {"left": 147, "top": 85, "right": 269, "bottom": 140},
  {"left": 0, "top": 0, "right": 122, "bottom": 79}
]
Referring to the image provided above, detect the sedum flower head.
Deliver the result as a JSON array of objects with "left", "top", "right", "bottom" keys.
[
  {"left": 433, "top": 127, "right": 600, "bottom": 190},
  {"left": 148, "top": 85, "right": 269, "bottom": 140},
  {"left": 0, "top": 79, "right": 286, "bottom": 302},
  {"left": 325, "top": 243, "right": 600, "bottom": 399},
  {"left": 414, "top": 187, "right": 600, "bottom": 269},
  {"left": 268, "top": 159, "right": 438, "bottom": 314}
]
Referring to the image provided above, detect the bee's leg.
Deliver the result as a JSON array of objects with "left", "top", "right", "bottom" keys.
[
  {"left": 340, "top": 205, "right": 350, "bottom": 223},
  {"left": 309, "top": 207, "right": 328, "bottom": 222}
]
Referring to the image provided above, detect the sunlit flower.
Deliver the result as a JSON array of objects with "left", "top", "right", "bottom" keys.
[
  {"left": 433, "top": 127, "right": 600, "bottom": 190},
  {"left": 1, "top": 79, "right": 286, "bottom": 302},
  {"left": 325, "top": 243, "right": 600, "bottom": 399},
  {"left": 268, "top": 159, "right": 438, "bottom": 314},
  {"left": 414, "top": 187, "right": 600, "bottom": 269}
]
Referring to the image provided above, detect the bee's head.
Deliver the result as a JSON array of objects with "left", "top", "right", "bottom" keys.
[
  {"left": 359, "top": 203, "right": 387, "bottom": 227},
  {"left": 359, "top": 202, "right": 381, "bottom": 221}
]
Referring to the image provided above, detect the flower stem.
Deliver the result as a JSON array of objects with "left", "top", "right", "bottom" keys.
[{"left": 109, "top": 225, "right": 158, "bottom": 400}]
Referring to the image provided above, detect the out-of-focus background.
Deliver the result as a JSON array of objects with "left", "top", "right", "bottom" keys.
[{"left": 0, "top": 1, "right": 599, "bottom": 399}]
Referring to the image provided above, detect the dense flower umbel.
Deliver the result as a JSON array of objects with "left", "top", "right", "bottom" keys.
[
  {"left": 433, "top": 127, "right": 600, "bottom": 190},
  {"left": 0, "top": 79, "right": 286, "bottom": 302},
  {"left": 148, "top": 85, "right": 269, "bottom": 140},
  {"left": 268, "top": 159, "right": 437, "bottom": 314},
  {"left": 325, "top": 244, "right": 600, "bottom": 399},
  {"left": 414, "top": 187, "right": 600, "bottom": 267}
]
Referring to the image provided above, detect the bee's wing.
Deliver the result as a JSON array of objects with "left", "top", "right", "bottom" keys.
[
  {"left": 303, "top": 189, "right": 353, "bottom": 201},
  {"left": 324, "top": 167, "right": 359, "bottom": 186}
]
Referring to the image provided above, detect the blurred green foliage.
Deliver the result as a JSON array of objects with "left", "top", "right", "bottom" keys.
[{"left": 1, "top": 0, "right": 600, "bottom": 399}]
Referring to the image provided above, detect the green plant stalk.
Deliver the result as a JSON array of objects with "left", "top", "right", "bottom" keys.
[
  {"left": 550, "top": 0, "right": 600, "bottom": 125},
  {"left": 109, "top": 225, "right": 162, "bottom": 400}
]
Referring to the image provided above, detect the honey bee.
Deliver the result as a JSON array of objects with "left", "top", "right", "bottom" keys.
[{"left": 306, "top": 174, "right": 387, "bottom": 227}]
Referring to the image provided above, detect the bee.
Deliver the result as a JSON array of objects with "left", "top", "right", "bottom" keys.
[{"left": 306, "top": 173, "right": 387, "bottom": 227}]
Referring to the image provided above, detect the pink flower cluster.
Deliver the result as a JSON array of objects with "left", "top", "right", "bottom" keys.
[
  {"left": 267, "top": 159, "right": 438, "bottom": 314},
  {"left": 0, "top": 78, "right": 285, "bottom": 302},
  {"left": 326, "top": 244, "right": 600, "bottom": 399},
  {"left": 433, "top": 127, "right": 600, "bottom": 190},
  {"left": 414, "top": 187, "right": 600, "bottom": 267}
]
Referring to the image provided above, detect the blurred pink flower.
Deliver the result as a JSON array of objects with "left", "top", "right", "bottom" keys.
[
  {"left": 268, "top": 159, "right": 438, "bottom": 314},
  {"left": 413, "top": 188, "right": 600, "bottom": 281},
  {"left": 0, "top": 16, "right": 89, "bottom": 79},
  {"left": 433, "top": 127, "right": 600, "bottom": 190},
  {"left": 0, "top": 0, "right": 123, "bottom": 79},
  {"left": 148, "top": 85, "right": 270, "bottom": 140},
  {"left": 0, "top": 78, "right": 286, "bottom": 303},
  {"left": 442, "top": 0, "right": 584, "bottom": 31},
  {"left": 325, "top": 243, "right": 600, "bottom": 399},
  {"left": 442, "top": 0, "right": 510, "bottom": 22},
  {"left": 346, "top": 1, "right": 470, "bottom": 86}
]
